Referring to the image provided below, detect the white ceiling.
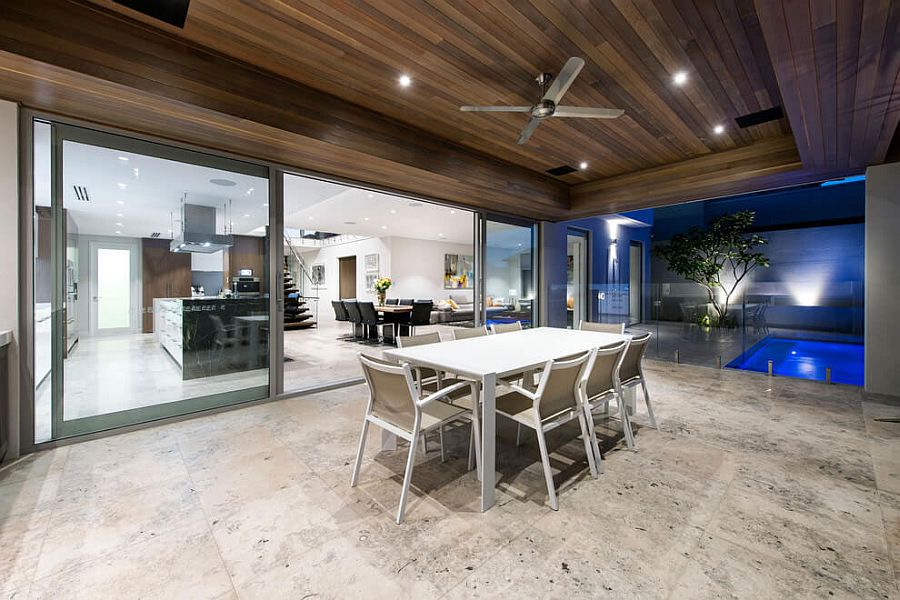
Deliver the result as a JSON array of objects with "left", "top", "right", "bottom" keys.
[{"left": 33, "top": 123, "right": 476, "bottom": 244}]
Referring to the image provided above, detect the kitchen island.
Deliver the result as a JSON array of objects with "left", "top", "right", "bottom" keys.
[{"left": 153, "top": 296, "right": 268, "bottom": 380}]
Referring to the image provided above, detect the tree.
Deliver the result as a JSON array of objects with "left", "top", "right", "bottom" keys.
[{"left": 652, "top": 211, "right": 769, "bottom": 327}]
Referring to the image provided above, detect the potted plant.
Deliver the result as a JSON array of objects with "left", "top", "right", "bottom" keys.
[{"left": 374, "top": 276, "right": 392, "bottom": 306}]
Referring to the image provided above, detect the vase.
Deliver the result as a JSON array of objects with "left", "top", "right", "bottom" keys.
[{"left": 377, "top": 291, "right": 386, "bottom": 306}]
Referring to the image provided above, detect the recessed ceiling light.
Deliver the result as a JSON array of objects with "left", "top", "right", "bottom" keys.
[
  {"left": 167, "top": 229, "right": 173, "bottom": 233},
  {"left": 209, "top": 178, "right": 237, "bottom": 187},
  {"left": 579, "top": 161, "right": 588, "bottom": 170},
  {"left": 308, "top": 216, "right": 314, "bottom": 220},
  {"left": 517, "top": 243, "right": 523, "bottom": 247},
  {"left": 117, "top": 156, "right": 128, "bottom": 162},
  {"left": 117, "top": 182, "right": 127, "bottom": 190},
  {"left": 673, "top": 71, "right": 688, "bottom": 86},
  {"left": 243, "top": 214, "right": 250, "bottom": 218},
  {"left": 363, "top": 217, "right": 369, "bottom": 221},
  {"left": 389, "top": 209, "right": 397, "bottom": 214},
  {"left": 381, "top": 225, "right": 388, "bottom": 230},
  {"left": 115, "top": 230, "right": 122, "bottom": 235},
  {"left": 133, "top": 168, "right": 140, "bottom": 178},
  {"left": 367, "top": 193, "right": 374, "bottom": 198},
  {"left": 262, "top": 203, "right": 269, "bottom": 208},
  {"left": 246, "top": 187, "right": 254, "bottom": 195},
  {"left": 116, "top": 213, "right": 124, "bottom": 217},
  {"left": 115, "top": 222, "right": 123, "bottom": 227},
  {"left": 713, "top": 124, "right": 725, "bottom": 135},
  {"left": 116, "top": 200, "right": 124, "bottom": 205},
  {"left": 449, "top": 210, "right": 456, "bottom": 215},
  {"left": 399, "top": 74, "right": 412, "bottom": 87},
  {"left": 438, "top": 233, "right": 446, "bottom": 238}
]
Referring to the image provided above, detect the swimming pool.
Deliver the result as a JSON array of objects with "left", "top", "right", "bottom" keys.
[{"left": 726, "top": 337, "right": 864, "bottom": 386}]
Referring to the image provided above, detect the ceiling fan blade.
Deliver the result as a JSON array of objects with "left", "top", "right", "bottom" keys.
[
  {"left": 517, "top": 117, "right": 542, "bottom": 145},
  {"left": 460, "top": 105, "right": 532, "bottom": 112},
  {"left": 553, "top": 106, "right": 625, "bottom": 119},
  {"left": 542, "top": 57, "right": 585, "bottom": 104}
]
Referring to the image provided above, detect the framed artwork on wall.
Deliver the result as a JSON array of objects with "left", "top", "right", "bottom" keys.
[
  {"left": 365, "top": 273, "right": 378, "bottom": 291},
  {"left": 444, "top": 253, "right": 473, "bottom": 289},
  {"left": 364, "top": 253, "right": 379, "bottom": 273},
  {"left": 310, "top": 264, "right": 325, "bottom": 286}
]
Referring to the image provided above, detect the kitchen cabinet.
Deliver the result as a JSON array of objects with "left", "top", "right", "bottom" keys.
[{"left": 142, "top": 238, "right": 192, "bottom": 333}]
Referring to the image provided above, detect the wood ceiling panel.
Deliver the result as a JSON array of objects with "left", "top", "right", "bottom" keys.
[
  {"left": 755, "top": 0, "right": 900, "bottom": 170},
  {"left": 81, "top": 0, "right": 790, "bottom": 182}
]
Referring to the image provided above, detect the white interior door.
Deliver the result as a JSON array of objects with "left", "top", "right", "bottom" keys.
[{"left": 89, "top": 240, "right": 139, "bottom": 336}]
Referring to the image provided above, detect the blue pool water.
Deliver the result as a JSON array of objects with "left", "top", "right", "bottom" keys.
[{"left": 727, "top": 337, "right": 863, "bottom": 386}]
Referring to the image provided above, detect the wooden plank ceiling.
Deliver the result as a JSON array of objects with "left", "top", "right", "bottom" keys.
[
  {"left": 87, "top": 0, "right": 789, "bottom": 183},
  {"left": 0, "top": 0, "right": 896, "bottom": 217}
]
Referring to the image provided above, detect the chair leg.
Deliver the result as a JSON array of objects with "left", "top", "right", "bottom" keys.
[
  {"left": 617, "top": 390, "right": 636, "bottom": 449},
  {"left": 515, "top": 422, "right": 524, "bottom": 447},
  {"left": 439, "top": 425, "right": 446, "bottom": 463},
  {"left": 419, "top": 433, "right": 428, "bottom": 454},
  {"left": 350, "top": 418, "right": 370, "bottom": 487},
  {"left": 641, "top": 379, "right": 659, "bottom": 430},
  {"left": 533, "top": 418, "right": 559, "bottom": 511},
  {"left": 581, "top": 403, "right": 603, "bottom": 477},
  {"left": 397, "top": 430, "right": 419, "bottom": 524}
]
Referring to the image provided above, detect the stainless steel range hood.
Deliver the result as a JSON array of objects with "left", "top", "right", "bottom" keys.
[{"left": 170, "top": 203, "right": 233, "bottom": 254}]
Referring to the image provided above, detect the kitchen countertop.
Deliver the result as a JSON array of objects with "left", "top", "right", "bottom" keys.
[{"left": 0, "top": 330, "right": 10, "bottom": 348}]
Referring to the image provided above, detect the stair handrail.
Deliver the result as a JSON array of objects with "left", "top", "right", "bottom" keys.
[{"left": 283, "top": 235, "right": 319, "bottom": 300}]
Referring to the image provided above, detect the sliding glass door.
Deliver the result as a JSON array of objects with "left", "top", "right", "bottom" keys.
[
  {"left": 33, "top": 119, "right": 272, "bottom": 441},
  {"left": 483, "top": 216, "right": 538, "bottom": 328}
]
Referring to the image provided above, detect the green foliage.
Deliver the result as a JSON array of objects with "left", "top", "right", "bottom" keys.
[{"left": 653, "top": 211, "right": 769, "bottom": 327}]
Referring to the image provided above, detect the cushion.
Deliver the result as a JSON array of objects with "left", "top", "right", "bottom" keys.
[
  {"left": 449, "top": 293, "right": 469, "bottom": 305},
  {"left": 566, "top": 297, "right": 574, "bottom": 309},
  {"left": 447, "top": 298, "right": 459, "bottom": 310}
]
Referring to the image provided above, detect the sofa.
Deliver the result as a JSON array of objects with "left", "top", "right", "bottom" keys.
[{"left": 430, "top": 292, "right": 511, "bottom": 324}]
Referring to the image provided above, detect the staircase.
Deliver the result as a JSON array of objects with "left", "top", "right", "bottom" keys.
[{"left": 283, "top": 257, "right": 316, "bottom": 330}]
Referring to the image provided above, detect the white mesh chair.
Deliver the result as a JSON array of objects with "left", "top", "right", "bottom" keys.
[
  {"left": 451, "top": 326, "right": 488, "bottom": 340},
  {"left": 578, "top": 320, "right": 626, "bottom": 334},
  {"left": 490, "top": 321, "right": 523, "bottom": 334},
  {"left": 495, "top": 350, "right": 597, "bottom": 510},
  {"left": 352, "top": 354, "right": 481, "bottom": 524},
  {"left": 616, "top": 332, "right": 657, "bottom": 434},
  {"left": 579, "top": 340, "right": 631, "bottom": 458}
]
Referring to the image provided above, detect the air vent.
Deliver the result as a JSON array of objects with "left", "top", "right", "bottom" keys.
[
  {"left": 112, "top": 0, "right": 191, "bottom": 27},
  {"left": 546, "top": 165, "right": 578, "bottom": 176},
  {"left": 735, "top": 106, "right": 784, "bottom": 128},
  {"left": 73, "top": 185, "right": 90, "bottom": 202},
  {"left": 150, "top": 232, "right": 162, "bottom": 238}
]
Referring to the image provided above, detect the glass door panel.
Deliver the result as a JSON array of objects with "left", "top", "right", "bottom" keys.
[
  {"left": 567, "top": 229, "right": 588, "bottom": 328},
  {"left": 36, "top": 120, "right": 273, "bottom": 440},
  {"left": 484, "top": 218, "right": 537, "bottom": 328}
]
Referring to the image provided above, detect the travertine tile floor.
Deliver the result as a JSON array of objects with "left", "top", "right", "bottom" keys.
[{"left": 3, "top": 360, "right": 898, "bottom": 599}]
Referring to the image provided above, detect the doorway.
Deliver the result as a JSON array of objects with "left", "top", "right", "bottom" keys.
[
  {"left": 89, "top": 240, "right": 139, "bottom": 336},
  {"left": 629, "top": 241, "right": 643, "bottom": 324},
  {"left": 339, "top": 255, "right": 357, "bottom": 298},
  {"left": 566, "top": 229, "right": 589, "bottom": 328}
]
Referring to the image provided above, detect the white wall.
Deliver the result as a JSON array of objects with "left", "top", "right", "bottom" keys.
[
  {"left": 865, "top": 162, "right": 900, "bottom": 397},
  {"left": 0, "top": 100, "right": 19, "bottom": 458},
  {"left": 300, "top": 236, "right": 474, "bottom": 322}
]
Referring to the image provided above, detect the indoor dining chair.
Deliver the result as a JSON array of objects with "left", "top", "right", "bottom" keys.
[
  {"left": 578, "top": 320, "right": 626, "bottom": 334},
  {"left": 490, "top": 321, "right": 522, "bottom": 334},
  {"left": 352, "top": 354, "right": 481, "bottom": 524},
  {"left": 579, "top": 340, "right": 631, "bottom": 457},
  {"left": 450, "top": 326, "right": 488, "bottom": 340},
  {"left": 495, "top": 350, "right": 598, "bottom": 510}
]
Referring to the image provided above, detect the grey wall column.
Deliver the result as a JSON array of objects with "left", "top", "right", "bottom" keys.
[{"left": 864, "top": 162, "right": 900, "bottom": 398}]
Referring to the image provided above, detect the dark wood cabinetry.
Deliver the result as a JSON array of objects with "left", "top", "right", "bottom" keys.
[
  {"left": 226, "top": 235, "right": 268, "bottom": 293},
  {"left": 141, "top": 238, "right": 192, "bottom": 333}
]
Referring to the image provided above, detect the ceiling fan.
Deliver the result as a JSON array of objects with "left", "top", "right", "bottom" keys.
[{"left": 460, "top": 57, "right": 624, "bottom": 145}]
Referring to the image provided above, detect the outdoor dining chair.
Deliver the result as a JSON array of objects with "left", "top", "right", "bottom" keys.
[
  {"left": 450, "top": 326, "right": 488, "bottom": 340},
  {"left": 352, "top": 354, "right": 481, "bottom": 524},
  {"left": 578, "top": 320, "right": 626, "bottom": 334}
]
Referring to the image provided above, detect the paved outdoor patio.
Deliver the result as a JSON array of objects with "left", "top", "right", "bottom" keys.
[{"left": 0, "top": 360, "right": 897, "bottom": 599}]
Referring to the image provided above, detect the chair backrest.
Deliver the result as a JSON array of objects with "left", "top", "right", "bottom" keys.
[
  {"left": 397, "top": 331, "right": 441, "bottom": 348},
  {"left": 583, "top": 341, "right": 629, "bottom": 399},
  {"left": 385, "top": 298, "right": 399, "bottom": 305},
  {"left": 344, "top": 300, "right": 361, "bottom": 323},
  {"left": 578, "top": 320, "right": 625, "bottom": 334},
  {"left": 410, "top": 300, "right": 433, "bottom": 326},
  {"left": 491, "top": 321, "right": 522, "bottom": 334},
  {"left": 534, "top": 351, "right": 592, "bottom": 421},
  {"left": 358, "top": 301, "right": 378, "bottom": 324},
  {"left": 451, "top": 326, "right": 488, "bottom": 340},
  {"left": 359, "top": 354, "right": 418, "bottom": 432},
  {"left": 399, "top": 298, "right": 415, "bottom": 307},
  {"left": 332, "top": 300, "right": 348, "bottom": 321},
  {"left": 618, "top": 332, "right": 651, "bottom": 384}
]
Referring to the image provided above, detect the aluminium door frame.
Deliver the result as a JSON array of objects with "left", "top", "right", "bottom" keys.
[{"left": 565, "top": 226, "right": 592, "bottom": 327}]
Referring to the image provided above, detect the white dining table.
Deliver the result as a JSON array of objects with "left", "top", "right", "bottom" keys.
[{"left": 383, "top": 326, "right": 632, "bottom": 512}]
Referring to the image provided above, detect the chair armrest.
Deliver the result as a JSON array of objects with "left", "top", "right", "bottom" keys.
[
  {"left": 505, "top": 383, "right": 538, "bottom": 401},
  {"left": 417, "top": 381, "right": 476, "bottom": 407}
]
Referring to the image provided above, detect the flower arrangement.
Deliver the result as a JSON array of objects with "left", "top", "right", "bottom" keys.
[{"left": 373, "top": 276, "right": 392, "bottom": 292}]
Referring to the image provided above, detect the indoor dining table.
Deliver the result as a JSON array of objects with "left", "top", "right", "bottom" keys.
[
  {"left": 375, "top": 304, "right": 412, "bottom": 343},
  {"left": 383, "top": 326, "right": 632, "bottom": 511}
]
